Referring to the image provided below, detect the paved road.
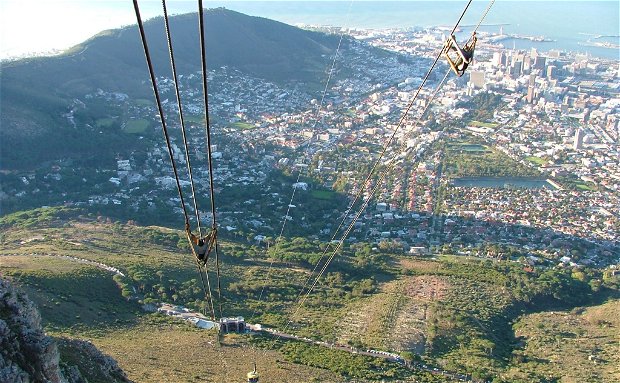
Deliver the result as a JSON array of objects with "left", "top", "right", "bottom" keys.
[{"left": 260, "top": 327, "right": 471, "bottom": 382}]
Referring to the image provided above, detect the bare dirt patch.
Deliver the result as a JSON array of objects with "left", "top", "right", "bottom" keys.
[
  {"left": 336, "top": 275, "right": 450, "bottom": 354},
  {"left": 403, "top": 275, "right": 448, "bottom": 301}
]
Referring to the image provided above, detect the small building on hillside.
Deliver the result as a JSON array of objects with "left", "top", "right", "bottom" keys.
[
  {"left": 220, "top": 316, "right": 246, "bottom": 333},
  {"left": 409, "top": 246, "right": 429, "bottom": 255}
]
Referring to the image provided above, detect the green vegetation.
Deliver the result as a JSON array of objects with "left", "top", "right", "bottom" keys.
[
  {"left": 230, "top": 122, "right": 256, "bottom": 130},
  {"left": 525, "top": 156, "right": 545, "bottom": 166},
  {"left": 504, "top": 300, "right": 619, "bottom": 382},
  {"left": 575, "top": 183, "right": 595, "bottom": 191},
  {"left": 259, "top": 338, "right": 413, "bottom": 381},
  {"left": 81, "top": 316, "right": 342, "bottom": 383},
  {"left": 556, "top": 175, "right": 598, "bottom": 191},
  {"left": 1, "top": 208, "right": 617, "bottom": 382},
  {"left": 0, "top": 256, "right": 139, "bottom": 332},
  {"left": 444, "top": 139, "right": 539, "bottom": 178},
  {"left": 458, "top": 92, "right": 504, "bottom": 123},
  {"left": 446, "top": 142, "right": 489, "bottom": 153},
  {"left": 96, "top": 117, "right": 116, "bottom": 128},
  {"left": 123, "top": 119, "right": 149, "bottom": 134},
  {"left": 0, "top": 206, "right": 80, "bottom": 229},
  {"left": 404, "top": 257, "right": 618, "bottom": 380},
  {"left": 310, "top": 189, "right": 336, "bottom": 200},
  {"left": 0, "top": 8, "right": 344, "bottom": 169}
]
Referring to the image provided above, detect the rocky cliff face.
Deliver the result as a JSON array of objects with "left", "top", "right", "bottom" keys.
[{"left": 0, "top": 278, "right": 131, "bottom": 383}]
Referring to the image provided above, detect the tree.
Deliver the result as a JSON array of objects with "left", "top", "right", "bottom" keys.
[
  {"left": 399, "top": 351, "right": 415, "bottom": 367},
  {"left": 264, "top": 236, "right": 274, "bottom": 250}
]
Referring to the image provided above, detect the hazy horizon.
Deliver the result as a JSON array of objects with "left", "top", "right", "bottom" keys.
[{"left": 1, "top": 0, "right": 618, "bottom": 60}]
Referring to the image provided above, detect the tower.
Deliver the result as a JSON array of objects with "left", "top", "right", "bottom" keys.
[
  {"left": 573, "top": 128, "right": 585, "bottom": 150},
  {"left": 526, "top": 86, "right": 535, "bottom": 104},
  {"left": 469, "top": 71, "right": 486, "bottom": 89}
]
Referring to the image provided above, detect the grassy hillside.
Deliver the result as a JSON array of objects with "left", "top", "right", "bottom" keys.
[
  {"left": 504, "top": 301, "right": 620, "bottom": 382},
  {"left": 1, "top": 207, "right": 618, "bottom": 382}
]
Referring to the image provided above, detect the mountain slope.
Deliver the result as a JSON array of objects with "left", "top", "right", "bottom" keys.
[
  {"left": 0, "top": 8, "right": 341, "bottom": 169},
  {"left": 2, "top": 8, "right": 340, "bottom": 97}
]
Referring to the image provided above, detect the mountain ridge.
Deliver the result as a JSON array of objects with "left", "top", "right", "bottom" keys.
[{"left": 0, "top": 8, "right": 342, "bottom": 169}]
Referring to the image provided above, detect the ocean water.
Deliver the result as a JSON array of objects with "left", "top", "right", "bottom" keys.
[
  {"left": 185, "top": 1, "right": 619, "bottom": 60},
  {"left": 2, "top": 1, "right": 617, "bottom": 60}
]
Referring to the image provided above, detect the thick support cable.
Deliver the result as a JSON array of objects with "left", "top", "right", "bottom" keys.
[
  {"left": 200, "top": 267, "right": 217, "bottom": 320},
  {"left": 134, "top": 0, "right": 215, "bottom": 321},
  {"left": 265, "top": 0, "right": 493, "bottom": 353},
  {"left": 302, "top": 0, "right": 475, "bottom": 262},
  {"left": 197, "top": 0, "right": 217, "bottom": 226},
  {"left": 162, "top": 0, "right": 203, "bottom": 236},
  {"left": 197, "top": 0, "right": 224, "bottom": 319},
  {"left": 294, "top": 69, "right": 451, "bottom": 331},
  {"left": 249, "top": 0, "right": 355, "bottom": 330},
  {"left": 285, "top": 45, "right": 446, "bottom": 304},
  {"left": 267, "top": 70, "right": 450, "bottom": 355},
  {"left": 185, "top": 232, "right": 217, "bottom": 320},
  {"left": 213, "top": 240, "right": 223, "bottom": 317},
  {"left": 200, "top": 265, "right": 217, "bottom": 320},
  {"left": 132, "top": 0, "right": 190, "bottom": 227},
  {"left": 292, "top": 0, "right": 482, "bottom": 316},
  {"left": 473, "top": 0, "right": 496, "bottom": 33}
]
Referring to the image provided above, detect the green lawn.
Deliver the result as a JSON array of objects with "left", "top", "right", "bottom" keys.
[
  {"left": 229, "top": 122, "right": 256, "bottom": 130},
  {"left": 311, "top": 190, "right": 336, "bottom": 200},
  {"left": 123, "top": 119, "right": 149, "bottom": 134},
  {"left": 96, "top": 118, "right": 116, "bottom": 128},
  {"left": 447, "top": 142, "right": 489, "bottom": 153},
  {"left": 525, "top": 156, "right": 545, "bottom": 166},
  {"left": 576, "top": 183, "right": 595, "bottom": 191},
  {"left": 444, "top": 142, "right": 539, "bottom": 177},
  {"left": 469, "top": 121, "right": 498, "bottom": 128}
]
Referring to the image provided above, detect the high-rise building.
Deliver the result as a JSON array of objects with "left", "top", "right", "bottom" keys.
[
  {"left": 523, "top": 56, "right": 532, "bottom": 74},
  {"left": 469, "top": 71, "right": 486, "bottom": 89},
  {"left": 511, "top": 61, "right": 523, "bottom": 78},
  {"left": 500, "top": 51, "right": 507, "bottom": 66},
  {"left": 547, "top": 65, "right": 556, "bottom": 79},
  {"left": 492, "top": 52, "right": 502, "bottom": 67},
  {"left": 526, "top": 86, "right": 535, "bottom": 104},
  {"left": 573, "top": 128, "right": 585, "bottom": 150},
  {"left": 533, "top": 56, "right": 547, "bottom": 71}
]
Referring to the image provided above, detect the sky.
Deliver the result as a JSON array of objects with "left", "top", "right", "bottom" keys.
[
  {"left": 0, "top": 0, "right": 162, "bottom": 59},
  {"left": 0, "top": 0, "right": 616, "bottom": 60}
]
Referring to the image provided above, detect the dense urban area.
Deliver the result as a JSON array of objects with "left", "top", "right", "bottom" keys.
[
  {"left": 3, "top": 26, "right": 618, "bottom": 267},
  {"left": 2, "top": 14, "right": 620, "bottom": 383}
]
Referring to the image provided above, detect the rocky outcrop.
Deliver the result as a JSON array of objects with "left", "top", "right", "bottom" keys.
[
  {"left": 0, "top": 278, "right": 66, "bottom": 383},
  {"left": 56, "top": 339, "right": 131, "bottom": 383},
  {"left": 0, "top": 278, "right": 131, "bottom": 383}
]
